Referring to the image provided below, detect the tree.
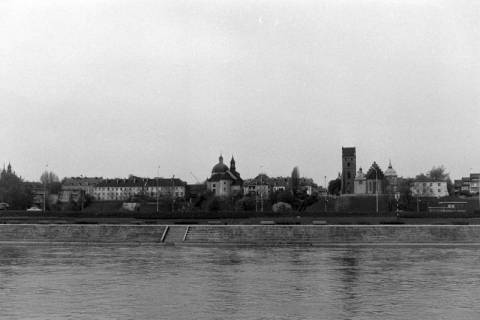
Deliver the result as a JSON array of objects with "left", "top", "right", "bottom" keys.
[
  {"left": 328, "top": 178, "right": 342, "bottom": 195},
  {"left": 427, "top": 165, "right": 449, "bottom": 180},
  {"left": 0, "top": 165, "right": 33, "bottom": 209},
  {"left": 398, "top": 177, "right": 414, "bottom": 210},
  {"left": 40, "top": 171, "right": 61, "bottom": 194},
  {"left": 273, "top": 190, "right": 295, "bottom": 205},
  {"left": 291, "top": 167, "right": 300, "bottom": 195}
]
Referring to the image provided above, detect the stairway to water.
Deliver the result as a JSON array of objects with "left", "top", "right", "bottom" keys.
[
  {"left": 162, "top": 225, "right": 189, "bottom": 244},
  {"left": 184, "top": 226, "right": 329, "bottom": 245}
]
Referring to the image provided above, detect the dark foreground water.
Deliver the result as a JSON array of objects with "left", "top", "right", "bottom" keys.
[{"left": 0, "top": 244, "right": 479, "bottom": 319}]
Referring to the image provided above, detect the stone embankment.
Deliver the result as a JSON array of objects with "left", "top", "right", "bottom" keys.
[{"left": 2, "top": 224, "right": 480, "bottom": 245}]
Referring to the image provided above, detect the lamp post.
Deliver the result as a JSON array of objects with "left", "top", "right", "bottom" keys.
[
  {"left": 260, "top": 165, "right": 264, "bottom": 213},
  {"left": 371, "top": 166, "right": 378, "bottom": 214},
  {"left": 156, "top": 166, "right": 160, "bottom": 214},
  {"left": 171, "top": 174, "right": 175, "bottom": 212},
  {"left": 324, "top": 175, "right": 327, "bottom": 212},
  {"left": 43, "top": 164, "right": 48, "bottom": 213}
]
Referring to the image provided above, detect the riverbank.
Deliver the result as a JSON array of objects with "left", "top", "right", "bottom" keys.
[{"left": 3, "top": 224, "right": 480, "bottom": 245}]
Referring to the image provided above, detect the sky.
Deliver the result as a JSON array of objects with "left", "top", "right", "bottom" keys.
[{"left": 1, "top": 0, "right": 479, "bottom": 185}]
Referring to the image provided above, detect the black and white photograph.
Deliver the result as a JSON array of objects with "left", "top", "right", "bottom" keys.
[{"left": 1, "top": 0, "right": 479, "bottom": 319}]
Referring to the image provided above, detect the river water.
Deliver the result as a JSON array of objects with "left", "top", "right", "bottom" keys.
[{"left": 0, "top": 244, "right": 479, "bottom": 319}]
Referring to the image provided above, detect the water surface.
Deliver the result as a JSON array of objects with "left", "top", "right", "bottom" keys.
[{"left": 0, "top": 244, "right": 479, "bottom": 319}]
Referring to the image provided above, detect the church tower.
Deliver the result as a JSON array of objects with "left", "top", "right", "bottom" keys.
[{"left": 341, "top": 147, "right": 356, "bottom": 194}]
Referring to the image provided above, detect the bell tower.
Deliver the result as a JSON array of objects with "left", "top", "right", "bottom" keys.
[{"left": 341, "top": 147, "right": 356, "bottom": 194}]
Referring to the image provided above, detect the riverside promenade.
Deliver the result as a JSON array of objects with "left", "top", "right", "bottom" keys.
[{"left": 3, "top": 224, "right": 480, "bottom": 245}]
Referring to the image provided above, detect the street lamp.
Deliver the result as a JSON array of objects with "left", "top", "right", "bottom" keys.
[
  {"left": 260, "top": 165, "right": 264, "bottom": 213},
  {"left": 156, "top": 166, "right": 160, "bottom": 214},
  {"left": 43, "top": 164, "right": 48, "bottom": 213},
  {"left": 171, "top": 174, "right": 175, "bottom": 212},
  {"left": 371, "top": 165, "right": 378, "bottom": 214},
  {"left": 324, "top": 175, "right": 327, "bottom": 212}
]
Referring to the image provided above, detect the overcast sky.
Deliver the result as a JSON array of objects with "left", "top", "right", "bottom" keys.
[{"left": 1, "top": 0, "right": 479, "bottom": 184}]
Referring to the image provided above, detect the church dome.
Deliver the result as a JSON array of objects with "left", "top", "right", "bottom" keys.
[
  {"left": 384, "top": 161, "right": 397, "bottom": 177},
  {"left": 212, "top": 155, "right": 229, "bottom": 174}
]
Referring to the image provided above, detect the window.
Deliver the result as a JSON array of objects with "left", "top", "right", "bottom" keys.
[
  {"left": 438, "top": 189, "right": 441, "bottom": 192},
  {"left": 347, "top": 162, "right": 350, "bottom": 167},
  {"left": 438, "top": 183, "right": 441, "bottom": 186},
  {"left": 347, "top": 172, "right": 351, "bottom": 179}
]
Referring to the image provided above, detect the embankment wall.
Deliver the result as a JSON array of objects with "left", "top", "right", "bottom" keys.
[{"left": 2, "top": 224, "right": 480, "bottom": 244}]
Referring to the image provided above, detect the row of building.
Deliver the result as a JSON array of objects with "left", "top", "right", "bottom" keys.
[
  {"left": 454, "top": 174, "right": 480, "bottom": 196},
  {"left": 205, "top": 155, "right": 318, "bottom": 199},
  {"left": 61, "top": 176, "right": 187, "bottom": 202},
  {"left": 340, "top": 147, "right": 450, "bottom": 198},
  {"left": 35, "top": 149, "right": 478, "bottom": 206},
  {"left": 57, "top": 155, "right": 318, "bottom": 203}
]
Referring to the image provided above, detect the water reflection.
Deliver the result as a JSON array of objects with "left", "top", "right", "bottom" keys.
[
  {"left": 0, "top": 244, "right": 480, "bottom": 319},
  {"left": 333, "top": 248, "right": 361, "bottom": 318}
]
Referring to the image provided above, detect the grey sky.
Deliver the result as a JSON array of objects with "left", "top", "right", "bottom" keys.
[{"left": 1, "top": 0, "right": 479, "bottom": 184}]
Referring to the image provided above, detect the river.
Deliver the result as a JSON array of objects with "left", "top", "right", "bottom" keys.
[{"left": 0, "top": 244, "right": 479, "bottom": 319}]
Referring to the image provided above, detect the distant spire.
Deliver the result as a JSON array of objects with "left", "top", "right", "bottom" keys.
[
  {"left": 230, "top": 155, "right": 236, "bottom": 171},
  {"left": 388, "top": 159, "right": 392, "bottom": 168},
  {"left": 219, "top": 154, "right": 223, "bottom": 163}
]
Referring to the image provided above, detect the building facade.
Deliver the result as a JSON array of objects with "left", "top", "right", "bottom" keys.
[
  {"left": 384, "top": 161, "right": 399, "bottom": 195},
  {"left": 341, "top": 147, "right": 356, "bottom": 194},
  {"left": 365, "top": 162, "right": 385, "bottom": 195},
  {"left": 61, "top": 177, "right": 103, "bottom": 196},
  {"left": 410, "top": 179, "right": 449, "bottom": 198},
  {"left": 243, "top": 174, "right": 270, "bottom": 199},
  {"left": 453, "top": 173, "right": 479, "bottom": 196},
  {"left": 93, "top": 176, "right": 186, "bottom": 201},
  {"left": 354, "top": 167, "right": 366, "bottom": 194}
]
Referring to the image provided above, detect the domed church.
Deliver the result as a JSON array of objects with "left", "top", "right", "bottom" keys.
[{"left": 206, "top": 155, "right": 243, "bottom": 197}]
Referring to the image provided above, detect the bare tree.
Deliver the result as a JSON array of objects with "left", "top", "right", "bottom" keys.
[{"left": 40, "top": 171, "right": 61, "bottom": 194}]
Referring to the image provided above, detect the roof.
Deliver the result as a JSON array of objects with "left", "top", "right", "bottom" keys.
[
  {"left": 96, "top": 177, "right": 186, "bottom": 188},
  {"left": 413, "top": 178, "right": 447, "bottom": 183},
  {"left": 207, "top": 171, "right": 243, "bottom": 183},
  {"left": 212, "top": 155, "right": 229, "bottom": 174},
  {"left": 62, "top": 177, "right": 103, "bottom": 186},
  {"left": 365, "top": 162, "right": 384, "bottom": 180},
  {"left": 384, "top": 161, "right": 397, "bottom": 177},
  {"left": 470, "top": 173, "right": 480, "bottom": 180}
]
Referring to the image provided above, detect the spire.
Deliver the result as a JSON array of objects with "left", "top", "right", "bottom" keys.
[
  {"left": 219, "top": 154, "right": 223, "bottom": 163},
  {"left": 388, "top": 159, "right": 392, "bottom": 169},
  {"left": 7, "top": 162, "right": 11, "bottom": 173},
  {"left": 230, "top": 155, "right": 236, "bottom": 171}
]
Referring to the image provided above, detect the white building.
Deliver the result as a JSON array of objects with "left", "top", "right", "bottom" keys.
[
  {"left": 354, "top": 167, "right": 366, "bottom": 194},
  {"left": 244, "top": 174, "right": 270, "bottom": 199},
  {"left": 93, "top": 177, "right": 186, "bottom": 201},
  {"left": 411, "top": 179, "right": 448, "bottom": 198}
]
